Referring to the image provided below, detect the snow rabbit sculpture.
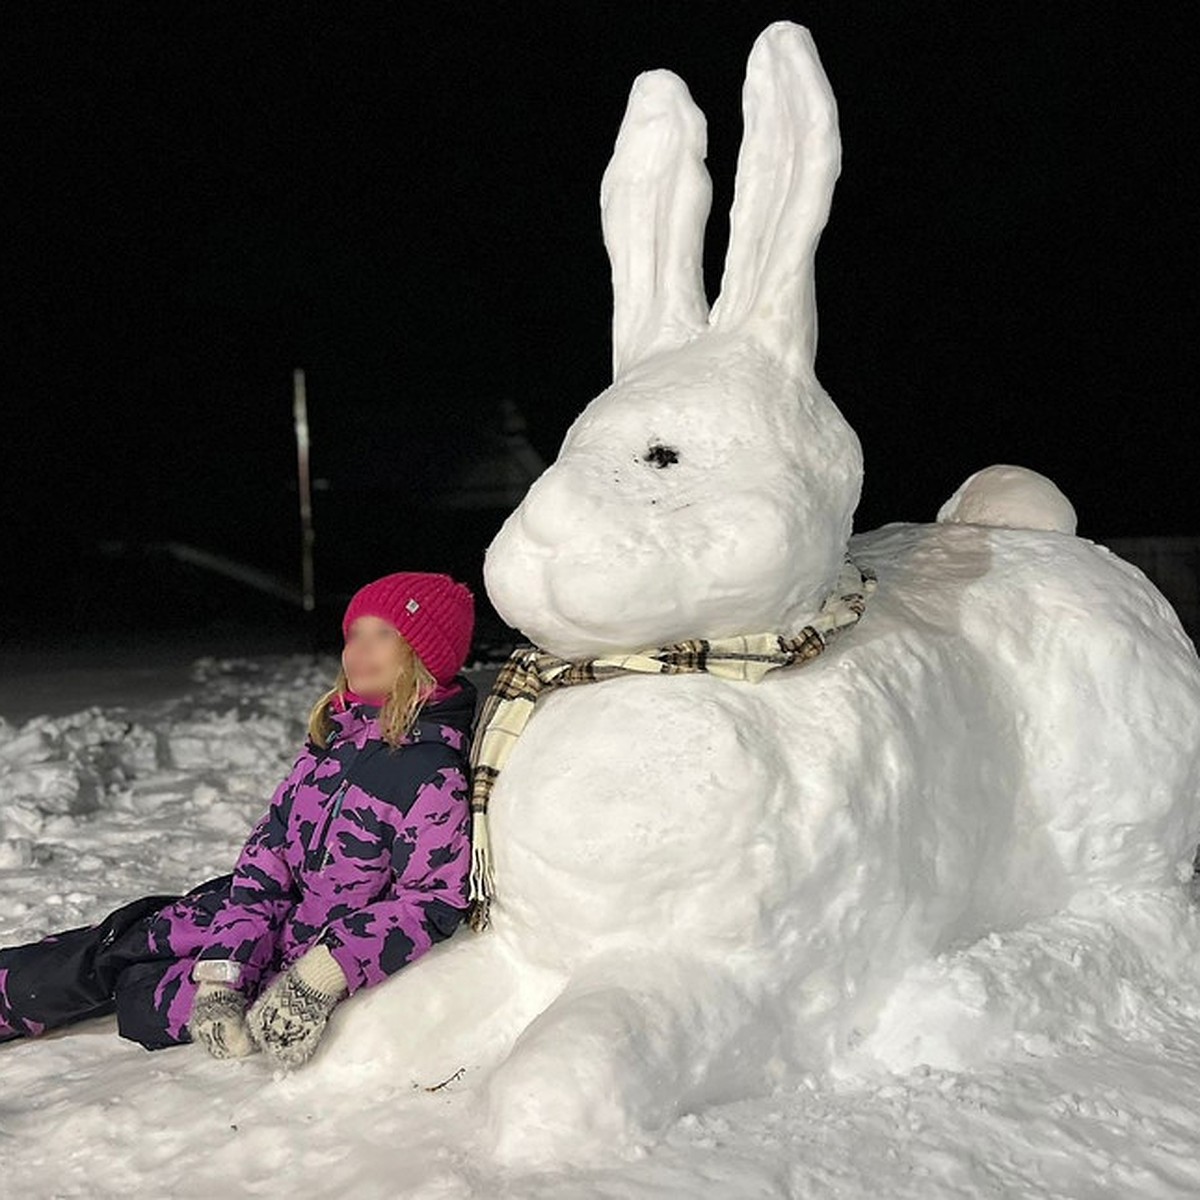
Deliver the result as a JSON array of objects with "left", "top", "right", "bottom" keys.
[{"left": 314, "top": 21, "right": 1200, "bottom": 1166}]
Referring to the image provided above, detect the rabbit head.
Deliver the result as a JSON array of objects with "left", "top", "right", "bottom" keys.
[{"left": 486, "top": 23, "right": 862, "bottom": 659}]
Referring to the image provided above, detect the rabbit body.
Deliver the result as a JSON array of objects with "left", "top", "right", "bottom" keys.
[{"left": 474, "top": 518, "right": 1200, "bottom": 1159}]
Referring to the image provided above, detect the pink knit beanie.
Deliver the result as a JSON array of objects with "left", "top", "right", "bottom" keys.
[{"left": 341, "top": 572, "right": 475, "bottom": 684}]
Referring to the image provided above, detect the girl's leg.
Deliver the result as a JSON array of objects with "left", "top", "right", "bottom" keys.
[
  {"left": 114, "top": 872, "right": 236, "bottom": 1051},
  {"left": 0, "top": 872, "right": 236, "bottom": 1046},
  {"left": 114, "top": 958, "right": 198, "bottom": 1050},
  {"left": 0, "top": 892, "right": 181, "bottom": 1042}
]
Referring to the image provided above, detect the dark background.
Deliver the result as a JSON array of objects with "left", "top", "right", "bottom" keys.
[{"left": 3, "top": 3, "right": 1195, "bottom": 653}]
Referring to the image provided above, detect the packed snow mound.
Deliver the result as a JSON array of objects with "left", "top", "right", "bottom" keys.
[{"left": 938, "top": 463, "right": 1078, "bottom": 535}]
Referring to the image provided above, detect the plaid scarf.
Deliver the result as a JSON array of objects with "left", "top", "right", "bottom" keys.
[{"left": 465, "top": 557, "right": 877, "bottom": 931}]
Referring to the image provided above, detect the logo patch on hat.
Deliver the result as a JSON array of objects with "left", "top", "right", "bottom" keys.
[{"left": 405, "top": 598, "right": 420, "bottom": 613}]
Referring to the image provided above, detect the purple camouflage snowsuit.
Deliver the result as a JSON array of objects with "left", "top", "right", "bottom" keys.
[{"left": 0, "top": 676, "right": 477, "bottom": 1049}]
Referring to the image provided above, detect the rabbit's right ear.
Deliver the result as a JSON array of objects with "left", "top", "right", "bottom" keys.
[
  {"left": 601, "top": 70, "right": 712, "bottom": 380},
  {"left": 708, "top": 23, "right": 840, "bottom": 378}
]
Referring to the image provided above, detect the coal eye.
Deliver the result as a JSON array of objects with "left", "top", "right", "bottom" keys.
[{"left": 644, "top": 443, "right": 680, "bottom": 469}]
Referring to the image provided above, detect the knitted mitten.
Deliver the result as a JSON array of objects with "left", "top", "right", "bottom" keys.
[
  {"left": 187, "top": 982, "right": 259, "bottom": 1059},
  {"left": 246, "top": 943, "right": 349, "bottom": 1067}
]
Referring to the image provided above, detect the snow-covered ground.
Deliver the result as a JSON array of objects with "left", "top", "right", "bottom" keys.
[{"left": 3, "top": 650, "right": 1200, "bottom": 1198}]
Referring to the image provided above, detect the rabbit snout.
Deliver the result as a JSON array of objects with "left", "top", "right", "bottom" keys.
[{"left": 512, "top": 465, "right": 593, "bottom": 549}]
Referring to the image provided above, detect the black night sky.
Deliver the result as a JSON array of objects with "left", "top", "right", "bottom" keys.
[{"left": 5, "top": 3, "right": 1195, "bottom": 649}]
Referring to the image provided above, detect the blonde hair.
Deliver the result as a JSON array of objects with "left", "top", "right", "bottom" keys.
[{"left": 307, "top": 635, "right": 438, "bottom": 750}]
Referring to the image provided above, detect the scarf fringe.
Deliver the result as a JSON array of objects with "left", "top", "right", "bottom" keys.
[
  {"left": 467, "top": 809, "right": 495, "bottom": 932},
  {"left": 463, "top": 557, "right": 877, "bottom": 933}
]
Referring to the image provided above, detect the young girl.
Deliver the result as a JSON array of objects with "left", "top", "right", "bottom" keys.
[{"left": 0, "top": 571, "right": 477, "bottom": 1068}]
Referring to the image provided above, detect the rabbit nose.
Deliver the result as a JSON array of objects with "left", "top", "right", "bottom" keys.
[{"left": 518, "top": 466, "right": 592, "bottom": 546}]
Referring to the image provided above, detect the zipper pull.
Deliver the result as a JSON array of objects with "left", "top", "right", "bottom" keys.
[
  {"left": 320, "top": 782, "right": 350, "bottom": 871},
  {"left": 330, "top": 783, "right": 347, "bottom": 819}
]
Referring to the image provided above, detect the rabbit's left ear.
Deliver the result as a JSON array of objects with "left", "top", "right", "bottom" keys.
[
  {"left": 601, "top": 69, "right": 712, "bottom": 380},
  {"left": 709, "top": 23, "right": 840, "bottom": 378}
]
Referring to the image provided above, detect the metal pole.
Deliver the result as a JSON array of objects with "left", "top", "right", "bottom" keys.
[{"left": 292, "top": 368, "right": 318, "bottom": 654}]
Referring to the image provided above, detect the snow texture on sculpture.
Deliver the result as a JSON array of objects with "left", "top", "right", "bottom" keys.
[{"left": 299, "top": 21, "right": 1200, "bottom": 1169}]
